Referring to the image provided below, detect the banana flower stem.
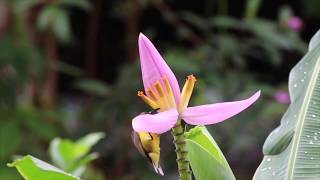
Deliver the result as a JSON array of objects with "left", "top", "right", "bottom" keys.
[{"left": 172, "top": 119, "right": 192, "bottom": 180}]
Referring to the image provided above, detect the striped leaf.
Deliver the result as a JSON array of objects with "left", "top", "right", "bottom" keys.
[{"left": 254, "top": 29, "right": 320, "bottom": 179}]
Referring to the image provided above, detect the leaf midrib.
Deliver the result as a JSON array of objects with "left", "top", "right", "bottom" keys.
[{"left": 287, "top": 56, "right": 320, "bottom": 179}]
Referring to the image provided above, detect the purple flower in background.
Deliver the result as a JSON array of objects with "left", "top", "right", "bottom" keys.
[
  {"left": 287, "top": 16, "right": 303, "bottom": 32},
  {"left": 274, "top": 90, "right": 290, "bottom": 104}
]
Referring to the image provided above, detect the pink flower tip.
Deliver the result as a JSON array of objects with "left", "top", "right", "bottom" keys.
[
  {"left": 287, "top": 16, "right": 303, "bottom": 32},
  {"left": 274, "top": 90, "right": 290, "bottom": 104},
  {"left": 139, "top": 33, "right": 148, "bottom": 42}
]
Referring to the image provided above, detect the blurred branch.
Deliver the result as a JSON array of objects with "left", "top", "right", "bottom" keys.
[
  {"left": 0, "top": 1, "right": 11, "bottom": 36},
  {"left": 85, "top": 0, "right": 103, "bottom": 78},
  {"left": 23, "top": 2, "right": 58, "bottom": 107},
  {"left": 126, "top": 0, "right": 140, "bottom": 63},
  {"left": 41, "top": 32, "right": 58, "bottom": 107},
  {"left": 151, "top": 0, "right": 203, "bottom": 46},
  {"left": 15, "top": 2, "right": 42, "bottom": 106},
  {"left": 0, "top": 65, "right": 16, "bottom": 110}
]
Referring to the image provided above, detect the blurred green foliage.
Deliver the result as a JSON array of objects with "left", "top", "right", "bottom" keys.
[
  {"left": 254, "top": 28, "right": 320, "bottom": 180},
  {"left": 13, "top": 0, "right": 90, "bottom": 43},
  {"left": 8, "top": 155, "right": 81, "bottom": 180},
  {"left": 8, "top": 132, "right": 104, "bottom": 179},
  {"left": 49, "top": 132, "right": 105, "bottom": 176}
]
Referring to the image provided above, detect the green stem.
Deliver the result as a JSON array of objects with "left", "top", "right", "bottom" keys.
[{"left": 172, "top": 119, "right": 191, "bottom": 180}]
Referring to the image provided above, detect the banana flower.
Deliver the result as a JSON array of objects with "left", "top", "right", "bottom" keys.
[{"left": 132, "top": 33, "right": 260, "bottom": 134}]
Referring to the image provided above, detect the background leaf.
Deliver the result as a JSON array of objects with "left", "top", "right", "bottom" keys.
[
  {"left": 49, "top": 132, "right": 105, "bottom": 176},
  {"left": 245, "top": 0, "right": 262, "bottom": 19},
  {"left": 37, "top": 6, "right": 71, "bottom": 43},
  {"left": 254, "top": 29, "right": 320, "bottom": 179},
  {"left": 74, "top": 79, "right": 109, "bottom": 97},
  {"left": 309, "top": 29, "right": 320, "bottom": 51},
  {"left": 58, "top": 0, "right": 91, "bottom": 11},
  {"left": 8, "top": 155, "right": 80, "bottom": 180},
  {"left": 0, "top": 120, "right": 21, "bottom": 160}
]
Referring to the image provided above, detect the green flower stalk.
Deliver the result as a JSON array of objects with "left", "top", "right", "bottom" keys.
[{"left": 172, "top": 120, "right": 191, "bottom": 180}]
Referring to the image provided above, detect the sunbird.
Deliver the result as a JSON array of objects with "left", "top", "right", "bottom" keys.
[{"left": 132, "top": 109, "right": 164, "bottom": 176}]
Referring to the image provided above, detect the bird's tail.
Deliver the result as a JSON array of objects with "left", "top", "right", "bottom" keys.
[{"left": 153, "top": 163, "right": 164, "bottom": 176}]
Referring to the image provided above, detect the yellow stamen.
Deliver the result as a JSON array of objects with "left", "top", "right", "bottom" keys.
[
  {"left": 138, "top": 91, "right": 158, "bottom": 109},
  {"left": 138, "top": 77, "right": 178, "bottom": 111},
  {"left": 147, "top": 88, "right": 158, "bottom": 101},
  {"left": 179, "top": 75, "right": 196, "bottom": 112},
  {"left": 147, "top": 88, "right": 164, "bottom": 110},
  {"left": 163, "top": 76, "right": 176, "bottom": 108},
  {"left": 154, "top": 81, "right": 170, "bottom": 109}
]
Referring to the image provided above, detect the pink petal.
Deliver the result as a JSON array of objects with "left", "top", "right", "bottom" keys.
[
  {"left": 132, "top": 109, "right": 179, "bottom": 134},
  {"left": 138, "top": 33, "right": 181, "bottom": 104},
  {"left": 181, "top": 91, "right": 261, "bottom": 125}
]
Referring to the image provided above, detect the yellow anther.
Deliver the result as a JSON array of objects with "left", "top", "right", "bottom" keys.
[
  {"left": 179, "top": 75, "right": 196, "bottom": 112},
  {"left": 163, "top": 76, "right": 176, "bottom": 108},
  {"left": 138, "top": 91, "right": 158, "bottom": 109}
]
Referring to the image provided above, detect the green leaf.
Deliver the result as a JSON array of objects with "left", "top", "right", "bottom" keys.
[
  {"left": 69, "top": 153, "right": 98, "bottom": 177},
  {"left": 58, "top": 0, "right": 91, "bottom": 11},
  {"left": 74, "top": 79, "right": 109, "bottom": 96},
  {"left": 185, "top": 126, "right": 235, "bottom": 180},
  {"left": 49, "top": 133, "right": 104, "bottom": 176},
  {"left": 7, "top": 155, "right": 80, "bottom": 180},
  {"left": 0, "top": 166, "right": 21, "bottom": 180},
  {"left": 37, "top": 6, "right": 57, "bottom": 31},
  {"left": 57, "top": 61, "right": 84, "bottom": 77},
  {"left": 19, "top": 106, "right": 58, "bottom": 140},
  {"left": 254, "top": 29, "right": 320, "bottom": 179},
  {"left": 81, "top": 165, "right": 105, "bottom": 180},
  {"left": 0, "top": 65, "right": 16, "bottom": 110},
  {"left": 24, "top": 116, "right": 57, "bottom": 140},
  {"left": 76, "top": 132, "right": 105, "bottom": 148},
  {"left": 309, "top": 29, "right": 320, "bottom": 51},
  {"left": 51, "top": 138, "right": 87, "bottom": 169},
  {"left": 14, "top": 0, "right": 41, "bottom": 14},
  {"left": 52, "top": 9, "right": 71, "bottom": 43},
  {"left": 209, "top": 16, "right": 245, "bottom": 30},
  {"left": 245, "top": 0, "right": 262, "bottom": 19},
  {"left": 0, "top": 120, "right": 21, "bottom": 160},
  {"left": 37, "top": 6, "right": 71, "bottom": 43}
]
